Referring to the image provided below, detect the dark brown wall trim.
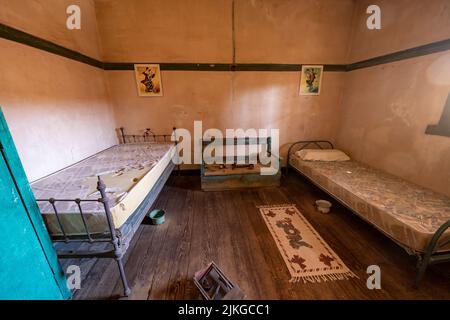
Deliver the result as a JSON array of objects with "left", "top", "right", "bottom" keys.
[
  {"left": 347, "top": 38, "right": 450, "bottom": 71},
  {"left": 0, "top": 23, "right": 104, "bottom": 69},
  {"left": 1, "top": 23, "right": 449, "bottom": 73},
  {"left": 103, "top": 62, "right": 347, "bottom": 72}
]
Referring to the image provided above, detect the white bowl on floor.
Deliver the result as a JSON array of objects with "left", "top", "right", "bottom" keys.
[{"left": 316, "top": 200, "right": 332, "bottom": 214}]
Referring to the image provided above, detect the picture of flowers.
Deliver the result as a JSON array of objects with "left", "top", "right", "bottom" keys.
[
  {"left": 299, "top": 65, "right": 323, "bottom": 96},
  {"left": 134, "top": 64, "right": 163, "bottom": 97}
]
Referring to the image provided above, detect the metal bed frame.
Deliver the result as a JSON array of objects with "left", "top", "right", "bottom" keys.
[
  {"left": 36, "top": 127, "right": 177, "bottom": 297},
  {"left": 119, "top": 127, "right": 173, "bottom": 144},
  {"left": 286, "top": 140, "right": 450, "bottom": 287}
]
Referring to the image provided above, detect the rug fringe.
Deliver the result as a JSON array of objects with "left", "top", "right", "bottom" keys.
[
  {"left": 257, "top": 204, "right": 296, "bottom": 209},
  {"left": 258, "top": 204, "right": 359, "bottom": 285},
  {"left": 289, "top": 271, "right": 359, "bottom": 284}
]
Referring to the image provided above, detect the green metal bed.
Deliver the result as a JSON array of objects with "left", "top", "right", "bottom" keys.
[{"left": 287, "top": 140, "right": 450, "bottom": 287}]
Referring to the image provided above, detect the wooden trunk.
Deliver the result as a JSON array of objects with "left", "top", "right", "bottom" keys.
[{"left": 201, "top": 173, "right": 281, "bottom": 191}]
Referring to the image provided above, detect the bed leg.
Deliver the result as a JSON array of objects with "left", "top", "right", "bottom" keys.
[
  {"left": 413, "top": 219, "right": 450, "bottom": 288},
  {"left": 414, "top": 256, "right": 429, "bottom": 288},
  {"left": 98, "top": 177, "right": 132, "bottom": 297},
  {"left": 116, "top": 257, "right": 131, "bottom": 297}
]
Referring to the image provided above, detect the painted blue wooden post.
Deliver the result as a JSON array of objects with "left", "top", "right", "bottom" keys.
[{"left": 0, "top": 107, "right": 71, "bottom": 299}]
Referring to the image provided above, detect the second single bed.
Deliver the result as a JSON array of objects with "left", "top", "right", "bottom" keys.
[{"left": 287, "top": 140, "right": 450, "bottom": 286}]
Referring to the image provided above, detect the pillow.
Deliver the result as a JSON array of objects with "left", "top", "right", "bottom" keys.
[{"left": 295, "top": 149, "right": 350, "bottom": 162}]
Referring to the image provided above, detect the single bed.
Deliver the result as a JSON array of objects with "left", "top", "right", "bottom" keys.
[
  {"left": 33, "top": 142, "right": 174, "bottom": 237},
  {"left": 32, "top": 128, "right": 177, "bottom": 296},
  {"left": 287, "top": 141, "right": 450, "bottom": 286}
]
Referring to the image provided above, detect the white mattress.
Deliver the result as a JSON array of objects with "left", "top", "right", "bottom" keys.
[{"left": 31, "top": 143, "right": 175, "bottom": 236}]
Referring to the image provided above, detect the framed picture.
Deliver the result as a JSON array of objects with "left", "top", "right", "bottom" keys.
[
  {"left": 299, "top": 65, "right": 323, "bottom": 96},
  {"left": 193, "top": 262, "right": 245, "bottom": 300},
  {"left": 134, "top": 64, "right": 163, "bottom": 97}
]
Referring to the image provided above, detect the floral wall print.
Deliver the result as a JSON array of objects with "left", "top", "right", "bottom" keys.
[
  {"left": 299, "top": 65, "right": 323, "bottom": 96},
  {"left": 134, "top": 64, "right": 163, "bottom": 97}
]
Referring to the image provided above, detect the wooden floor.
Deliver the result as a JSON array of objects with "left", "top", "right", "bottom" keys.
[{"left": 63, "top": 172, "right": 450, "bottom": 300}]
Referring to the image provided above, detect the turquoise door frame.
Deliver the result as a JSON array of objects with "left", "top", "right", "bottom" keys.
[{"left": 0, "top": 107, "right": 71, "bottom": 299}]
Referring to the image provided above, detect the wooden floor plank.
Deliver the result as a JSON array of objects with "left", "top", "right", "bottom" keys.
[
  {"left": 144, "top": 184, "right": 190, "bottom": 299},
  {"left": 232, "top": 190, "right": 283, "bottom": 299},
  {"left": 164, "top": 188, "right": 195, "bottom": 300},
  {"left": 109, "top": 184, "right": 172, "bottom": 298},
  {"left": 126, "top": 186, "right": 178, "bottom": 300},
  {"left": 69, "top": 173, "right": 450, "bottom": 300},
  {"left": 183, "top": 188, "right": 216, "bottom": 300}
]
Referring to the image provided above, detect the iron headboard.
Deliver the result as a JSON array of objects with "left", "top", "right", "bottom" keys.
[{"left": 119, "top": 127, "right": 176, "bottom": 144}]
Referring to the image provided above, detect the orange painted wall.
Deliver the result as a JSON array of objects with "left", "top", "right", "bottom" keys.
[
  {"left": 347, "top": 0, "right": 450, "bottom": 62},
  {"left": 0, "top": 0, "right": 117, "bottom": 181},
  {"left": 95, "top": 0, "right": 232, "bottom": 63},
  {"left": 235, "top": 0, "right": 355, "bottom": 64},
  {"left": 336, "top": 0, "right": 450, "bottom": 196},
  {"left": 108, "top": 71, "right": 345, "bottom": 159},
  {"left": 0, "top": 0, "right": 104, "bottom": 59},
  {"left": 2, "top": 0, "right": 449, "bottom": 197},
  {"left": 96, "top": 0, "right": 354, "bottom": 164}
]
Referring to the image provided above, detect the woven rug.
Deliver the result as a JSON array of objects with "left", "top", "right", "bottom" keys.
[{"left": 258, "top": 204, "right": 358, "bottom": 283}]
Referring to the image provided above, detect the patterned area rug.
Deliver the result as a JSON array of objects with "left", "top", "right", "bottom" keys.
[{"left": 258, "top": 204, "right": 358, "bottom": 283}]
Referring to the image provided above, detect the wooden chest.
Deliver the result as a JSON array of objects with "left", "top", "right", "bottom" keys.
[{"left": 200, "top": 137, "right": 281, "bottom": 191}]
